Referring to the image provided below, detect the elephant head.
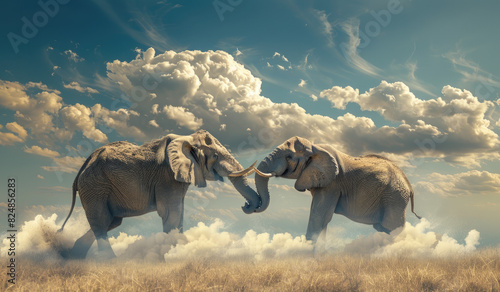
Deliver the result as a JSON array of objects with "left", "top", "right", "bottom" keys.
[
  {"left": 253, "top": 136, "right": 339, "bottom": 212},
  {"left": 157, "top": 130, "right": 260, "bottom": 214}
]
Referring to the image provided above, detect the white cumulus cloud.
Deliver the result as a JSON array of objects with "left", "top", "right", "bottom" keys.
[
  {"left": 24, "top": 145, "right": 60, "bottom": 158},
  {"left": 64, "top": 49, "right": 84, "bottom": 62},
  {"left": 2, "top": 48, "right": 498, "bottom": 169},
  {"left": 163, "top": 105, "right": 203, "bottom": 130},
  {"left": 42, "top": 155, "right": 86, "bottom": 173},
  {"left": 0, "top": 122, "right": 28, "bottom": 145},
  {"left": 416, "top": 170, "right": 500, "bottom": 196},
  {"left": 319, "top": 81, "right": 499, "bottom": 166},
  {"left": 60, "top": 103, "right": 108, "bottom": 143},
  {"left": 0, "top": 80, "right": 67, "bottom": 145}
]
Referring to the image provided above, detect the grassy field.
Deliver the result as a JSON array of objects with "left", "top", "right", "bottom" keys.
[{"left": 2, "top": 250, "right": 500, "bottom": 291}]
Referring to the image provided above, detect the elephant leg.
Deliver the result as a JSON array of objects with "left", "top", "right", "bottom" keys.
[
  {"left": 85, "top": 201, "right": 116, "bottom": 259},
  {"left": 306, "top": 188, "right": 340, "bottom": 242},
  {"left": 108, "top": 217, "right": 123, "bottom": 231},
  {"left": 95, "top": 237, "right": 115, "bottom": 260},
  {"left": 69, "top": 229, "right": 96, "bottom": 259},
  {"left": 178, "top": 198, "right": 184, "bottom": 233},
  {"left": 68, "top": 217, "right": 123, "bottom": 259},
  {"left": 157, "top": 194, "right": 185, "bottom": 234},
  {"left": 378, "top": 205, "right": 406, "bottom": 233}
]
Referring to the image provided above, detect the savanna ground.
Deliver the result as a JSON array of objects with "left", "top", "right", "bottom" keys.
[{"left": 2, "top": 249, "right": 500, "bottom": 292}]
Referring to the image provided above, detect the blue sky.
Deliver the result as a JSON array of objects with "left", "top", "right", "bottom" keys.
[{"left": 1, "top": 0, "right": 500, "bottom": 247}]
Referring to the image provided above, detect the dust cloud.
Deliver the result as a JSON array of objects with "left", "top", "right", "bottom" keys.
[
  {"left": 1, "top": 214, "right": 480, "bottom": 262},
  {"left": 343, "top": 218, "right": 480, "bottom": 258}
]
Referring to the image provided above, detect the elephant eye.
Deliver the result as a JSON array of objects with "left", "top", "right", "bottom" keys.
[{"left": 213, "top": 153, "right": 218, "bottom": 160}]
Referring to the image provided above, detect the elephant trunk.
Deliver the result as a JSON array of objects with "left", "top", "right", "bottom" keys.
[
  {"left": 254, "top": 150, "right": 288, "bottom": 213},
  {"left": 217, "top": 157, "right": 261, "bottom": 214},
  {"left": 229, "top": 176, "right": 261, "bottom": 214}
]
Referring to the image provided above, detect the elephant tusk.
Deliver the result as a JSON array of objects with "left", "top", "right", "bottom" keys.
[
  {"left": 254, "top": 167, "right": 274, "bottom": 178},
  {"left": 228, "top": 161, "right": 257, "bottom": 177}
]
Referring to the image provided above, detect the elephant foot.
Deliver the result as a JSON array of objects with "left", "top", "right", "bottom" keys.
[
  {"left": 59, "top": 248, "right": 71, "bottom": 259},
  {"left": 69, "top": 245, "right": 91, "bottom": 259},
  {"left": 68, "top": 229, "right": 96, "bottom": 259},
  {"left": 96, "top": 238, "right": 116, "bottom": 261},
  {"left": 312, "top": 244, "right": 327, "bottom": 257},
  {"left": 96, "top": 250, "right": 117, "bottom": 261}
]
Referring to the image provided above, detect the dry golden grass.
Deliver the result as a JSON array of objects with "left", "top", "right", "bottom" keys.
[{"left": 2, "top": 249, "right": 500, "bottom": 291}]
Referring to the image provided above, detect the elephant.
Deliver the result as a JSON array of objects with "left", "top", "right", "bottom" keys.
[
  {"left": 252, "top": 136, "right": 421, "bottom": 242},
  {"left": 58, "top": 130, "right": 259, "bottom": 259}
]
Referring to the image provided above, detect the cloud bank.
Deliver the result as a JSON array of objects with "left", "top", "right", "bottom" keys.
[
  {"left": 93, "top": 49, "right": 499, "bottom": 165},
  {"left": 416, "top": 170, "right": 500, "bottom": 196},
  {"left": 344, "top": 219, "right": 480, "bottom": 258},
  {"left": 319, "top": 81, "right": 499, "bottom": 166},
  {"left": 1, "top": 214, "right": 480, "bottom": 262},
  {"left": 1, "top": 48, "right": 499, "bottom": 171}
]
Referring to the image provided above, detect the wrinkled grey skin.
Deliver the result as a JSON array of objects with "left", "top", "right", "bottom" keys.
[
  {"left": 59, "top": 130, "right": 260, "bottom": 259},
  {"left": 254, "top": 136, "right": 420, "bottom": 242}
]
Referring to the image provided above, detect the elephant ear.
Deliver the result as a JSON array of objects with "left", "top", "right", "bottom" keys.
[
  {"left": 167, "top": 136, "right": 207, "bottom": 187},
  {"left": 156, "top": 134, "right": 182, "bottom": 165},
  {"left": 295, "top": 145, "right": 339, "bottom": 191}
]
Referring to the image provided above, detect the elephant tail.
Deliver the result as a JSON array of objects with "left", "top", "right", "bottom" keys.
[
  {"left": 58, "top": 151, "right": 95, "bottom": 232},
  {"left": 410, "top": 190, "right": 422, "bottom": 219},
  {"left": 57, "top": 181, "right": 77, "bottom": 232}
]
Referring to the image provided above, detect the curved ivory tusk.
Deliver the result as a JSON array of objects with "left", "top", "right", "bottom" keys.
[
  {"left": 254, "top": 167, "right": 274, "bottom": 178},
  {"left": 228, "top": 161, "right": 257, "bottom": 177}
]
